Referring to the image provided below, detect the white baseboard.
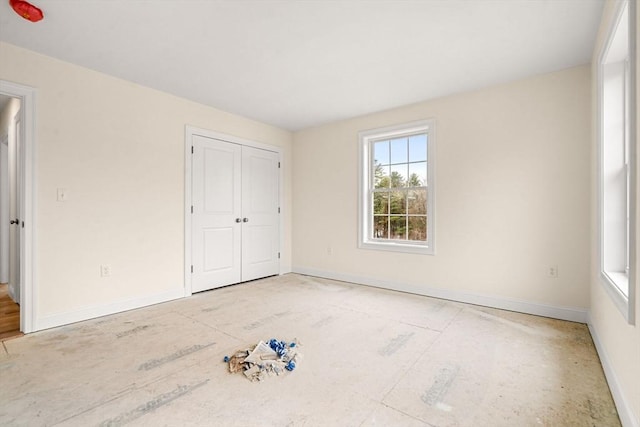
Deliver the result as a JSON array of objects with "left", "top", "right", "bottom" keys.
[
  {"left": 35, "top": 287, "right": 185, "bottom": 332},
  {"left": 587, "top": 316, "right": 640, "bottom": 427},
  {"left": 279, "top": 263, "right": 292, "bottom": 275},
  {"left": 292, "top": 267, "right": 588, "bottom": 323},
  {"left": 33, "top": 268, "right": 295, "bottom": 333}
]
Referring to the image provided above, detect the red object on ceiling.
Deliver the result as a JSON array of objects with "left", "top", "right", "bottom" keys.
[{"left": 9, "top": 0, "right": 43, "bottom": 22}]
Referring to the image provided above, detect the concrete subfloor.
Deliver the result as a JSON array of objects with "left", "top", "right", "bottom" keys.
[{"left": 0, "top": 274, "right": 620, "bottom": 426}]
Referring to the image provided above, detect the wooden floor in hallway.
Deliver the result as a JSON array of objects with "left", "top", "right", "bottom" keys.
[{"left": 0, "top": 283, "right": 22, "bottom": 341}]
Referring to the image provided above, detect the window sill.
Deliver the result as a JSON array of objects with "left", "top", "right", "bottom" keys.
[
  {"left": 600, "top": 271, "right": 634, "bottom": 324},
  {"left": 359, "top": 240, "right": 434, "bottom": 255},
  {"left": 603, "top": 271, "right": 629, "bottom": 296}
]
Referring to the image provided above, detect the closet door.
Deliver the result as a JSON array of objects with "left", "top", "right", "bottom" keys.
[
  {"left": 241, "top": 146, "right": 280, "bottom": 282},
  {"left": 191, "top": 135, "right": 280, "bottom": 293},
  {"left": 191, "top": 135, "right": 242, "bottom": 292}
]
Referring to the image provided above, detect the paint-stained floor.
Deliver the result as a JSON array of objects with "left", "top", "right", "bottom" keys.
[{"left": 0, "top": 274, "right": 620, "bottom": 426}]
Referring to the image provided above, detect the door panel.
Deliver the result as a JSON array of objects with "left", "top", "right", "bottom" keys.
[
  {"left": 204, "top": 148, "right": 235, "bottom": 213},
  {"left": 203, "top": 227, "right": 234, "bottom": 272},
  {"left": 241, "top": 146, "right": 279, "bottom": 282},
  {"left": 246, "top": 225, "right": 272, "bottom": 263},
  {"left": 192, "top": 136, "right": 241, "bottom": 292}
]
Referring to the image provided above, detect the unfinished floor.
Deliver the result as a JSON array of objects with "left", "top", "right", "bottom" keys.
[{"left": 0, "top": 274, "right": 619, "bottom": 426}]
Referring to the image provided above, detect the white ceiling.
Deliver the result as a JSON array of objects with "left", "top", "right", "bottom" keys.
[{"left": 0, "top": 0, "right": 604, "bottom": 131}]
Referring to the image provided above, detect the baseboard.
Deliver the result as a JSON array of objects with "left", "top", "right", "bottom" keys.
[
  {"left": 292, "top": 267, "right": 588, "bottom": 323},
  {"left": 35, "top": 287, "right": 185, "bottom": 332},
  {"left": 587, "top": 315, "right": 640, "bottom": 427},
  {"left": 279, "top": 263, "right": 293, "bottom": 275}
]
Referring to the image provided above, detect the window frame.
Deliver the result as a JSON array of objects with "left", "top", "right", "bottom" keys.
[
  {"left": 597, "top": 0, "right": 636, "bottom": 324},
  {"left": 358, "top": 119, "right": 436, "bottom": 255}
]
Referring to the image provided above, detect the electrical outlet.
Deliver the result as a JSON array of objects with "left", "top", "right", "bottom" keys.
[
  {"left": 327, "top": 246, "right": 333, "bottom": 255},
  {"left": 100, "top": 264, "right": 112, "bottom": 277},
  {"left": 547, "top": 265, "right": 558, "bottom": 278}
]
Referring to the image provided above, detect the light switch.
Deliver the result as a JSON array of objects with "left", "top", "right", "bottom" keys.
[{"left": 57, "top": 188, "right": 68, "bottom": 202}]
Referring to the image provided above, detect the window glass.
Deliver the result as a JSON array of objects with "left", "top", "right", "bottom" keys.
[
  {"left": 409, "top": 162, "right": 427, "bottom": 186},
  {"left": 374, "top": 141, "right": 389, "bottom": 165},
  {"left": 409, "top": 134, "right": 427, "bottom": 162},
  {"left": 390, "top": 138, "right": 408, "bottom": 164},
  {"left": 390, "top": 164, "right": 407, "bottom": 186}
]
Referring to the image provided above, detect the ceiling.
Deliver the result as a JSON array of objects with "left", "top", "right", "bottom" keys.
[{"left": 0, "top": 0, "right": 604, "bottom": 131}]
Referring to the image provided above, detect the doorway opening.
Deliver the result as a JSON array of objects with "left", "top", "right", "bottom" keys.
[
  {"left": 0, "top": 80, "right": 36, "bottom": 335},
  {"left": 0, "top": 94, "right": 22, "bottom": 339}
]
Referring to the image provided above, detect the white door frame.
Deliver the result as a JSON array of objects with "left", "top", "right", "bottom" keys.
[
  {"left": 0, "top": 135, "right": 9, "bottom": 284},
  {"left": 0, "top": 80, "right": 36, "bottom": 334},
  {"left": 184, "top": 125, "right": 283, "bottom": 296},
  {"left": 11, "top": 110, "right": 21, "bottom": 304}
]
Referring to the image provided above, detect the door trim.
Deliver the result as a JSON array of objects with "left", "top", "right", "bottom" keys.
[
  {"left": 184, "top": 125, "right": 283, "bottom": 296},
  {"left": 0, "top": 80, "right": 36, "bottom": 334},
  {"left": 0, "top": 134, "right": 9, "bottom": 285}
]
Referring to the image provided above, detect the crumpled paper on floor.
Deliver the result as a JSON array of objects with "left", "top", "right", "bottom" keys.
[{"left": 224, "top": 338, "right": 301, "bottom": 382}]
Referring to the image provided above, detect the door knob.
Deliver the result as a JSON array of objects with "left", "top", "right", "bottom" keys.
[
  {"left": 235, "top": 218, "right": 241, "bottom": 223},
  {"left": 242, "top": 218, "right": 249, "bottom": 223},
  {"left": 10, "top": 219, "right": 18, "bottom": 225}
]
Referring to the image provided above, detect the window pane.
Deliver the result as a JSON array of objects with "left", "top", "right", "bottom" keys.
[
  {"left": 373, "top": 216, "right": 388, "bottom": 239},
  {"left": 408, "top": 216, "right": 427, "bottom": 241},
  {"left": 409, "top": 134, "right": 427, "bottom": 162},
  {"left": 407, "top": 188, "right": 426, "bottom": 214},
  {"left": 390, "top": 216, "right": 407, "bottom": 240},
  {"left": 389, "top": 190, "right": 407, "bottom": 214},
  {"left": 374, "top": 140, "right": 389, "bottom": 165},
  {"left": 373, "top": 191, "right": 389, "bottom": 215},
  {"left": 374, "top": 164, "right": 390, "bottom": 188},
  {"left": 390, "top": 137, "right": 408, "bottom": 164},
  {"left": 390, "top": 164, "right": 407, "bottom": 187},
  {"left": 408, "top": 162, "right": 427, "bottom": 186}
]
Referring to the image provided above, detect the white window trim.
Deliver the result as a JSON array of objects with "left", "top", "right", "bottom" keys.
[
  {"left": 358, "top": 119, "right": 436, "bottom": 255},
  {"left": 597, "top": 0, "right": 636, "bottom": 324}
]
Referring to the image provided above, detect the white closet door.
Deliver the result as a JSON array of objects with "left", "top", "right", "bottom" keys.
[
  {"left": 241, "top": 146, "right": 280, "bottom": 282},
  {"left": 192, "top": 135, "right": 241, "bottom": 292}
]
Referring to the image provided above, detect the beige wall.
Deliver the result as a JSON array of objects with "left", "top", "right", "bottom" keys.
[
  {"left": 589, "top": 1, "right": 640, "bottom": 426},
  {"left": 293, "top": 65, "right": 591, "bottom": 315},
  {"left": 0, "top": 42, "right": 293, "bottom": 328}
]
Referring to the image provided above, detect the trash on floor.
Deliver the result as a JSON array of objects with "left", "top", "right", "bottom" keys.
[{"left": 223, "top": 338, "right": 301, "bottom": 382}]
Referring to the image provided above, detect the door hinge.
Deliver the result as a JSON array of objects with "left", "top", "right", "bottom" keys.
[
  {"left": 278, "top": 252, "right": 281, "bottom": 259},
  {"left": 191, "top": 265, "right": 193, "bottom": 273},
  {"left": 278, "top": 162, "right": 281, "bottom": 168},
  {"left": 191, "top": 205, "right": 193, "bottom": 214},
  {"left": 191, "top": 146, "right": 194, "bottom": 154},
  {"left": 278, "top": 207, "right": 280, "bottom": 213}
]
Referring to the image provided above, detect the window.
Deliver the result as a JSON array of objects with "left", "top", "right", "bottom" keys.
[
  {"left": 359, "top": 120, "right": 435, "bottom": 254},
  {"left": 598, "top": 0, "right": 636, "bottom": 323}
]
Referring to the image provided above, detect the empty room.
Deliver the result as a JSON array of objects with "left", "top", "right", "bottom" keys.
[{"left": 0, "top": 0, "right": 638, "bottom": 426}]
